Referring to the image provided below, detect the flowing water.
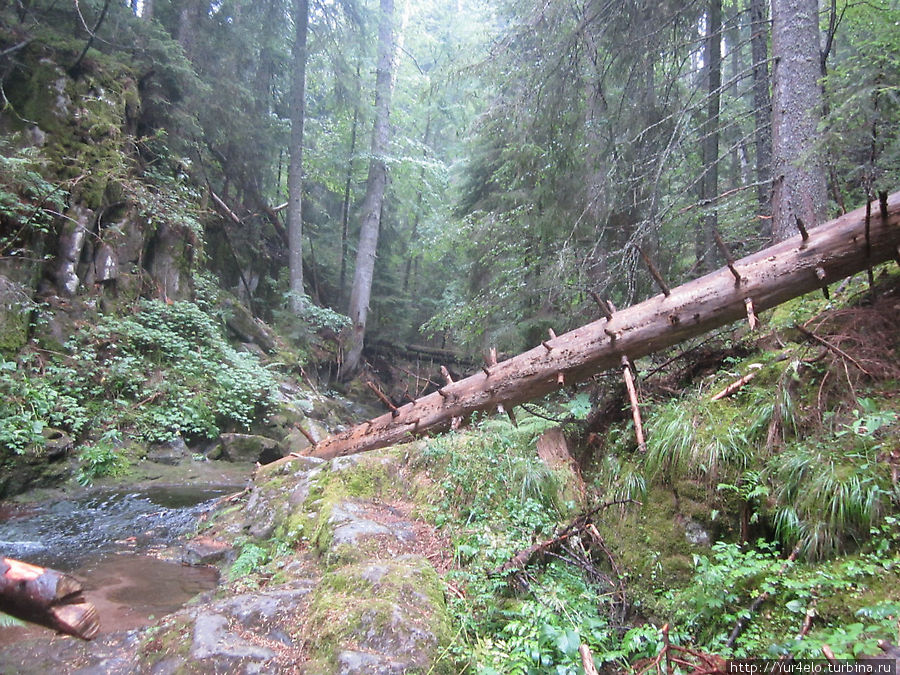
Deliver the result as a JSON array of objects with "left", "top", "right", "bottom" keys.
[{"left": 0, "top": 486, "right": 233, "bottom": 644}]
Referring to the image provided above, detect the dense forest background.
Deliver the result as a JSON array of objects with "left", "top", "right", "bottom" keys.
[{"left": 2, "top": 0, "right": 897, "bottom": 365}]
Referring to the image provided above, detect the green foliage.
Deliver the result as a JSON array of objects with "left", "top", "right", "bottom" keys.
[
  {"left": 644, "top": 396, "right": 753, "bottom": 485},
  {"left": 459, "top": 562, "right": 627, "bottom": 674},
  {"left": 0, "top": 613, "right": 25, "bottom": 628},
  {"left": 0, "top": 298, "right": 276, "bottom": 466},
  {"left": 769, "top": 414, "right": 893, "bottom": 560},
  {"left": 0, "top": 141, "right": 67, "bottom": 253},
  {"left": 229, "top": 542, "right": 270, "bottom": 581},
  {"left": 661, "top": 519, "right": 900, "bottom": 658},
  {"left": 419, "top": 420, "right": 567, "bottom": 531},
  {"left": 821, "top": 0, "right": 900, "bottom": 204},
  {"left": 131, "top": 168, "right": 206, "bottom": 243},
  {"left": 0, "top": 355, "right": 88, "bottom": 455},
  {"left": 417, "top": 426, "right": 645, "bottom": 673},
  {"left": 81, "top": 299, "right": 277, "bottom": 442},
  {"left": 76, "top": 429, "right": 128, "bottom": 486}
]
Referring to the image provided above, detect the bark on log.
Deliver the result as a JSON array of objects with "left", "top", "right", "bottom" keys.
[
  {"left": 301, "top": 192, "right": 900, "bottom": 461},
  {"left": 0, "top": 557, "right": 99, "bottom": 639}
]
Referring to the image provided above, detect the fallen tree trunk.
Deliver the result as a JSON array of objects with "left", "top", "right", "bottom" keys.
[
  {"left": 0, "top": 556, "right": 99, "bottom": 639},
  {"left": 303, "top": 192, "right": 900, "bottom": 461}
]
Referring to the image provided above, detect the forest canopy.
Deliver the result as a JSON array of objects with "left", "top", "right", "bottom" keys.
[{"left": 0, "top": 0, "right": 898, "bottom": 357}]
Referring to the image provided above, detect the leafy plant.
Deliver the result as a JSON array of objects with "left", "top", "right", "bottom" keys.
[
  {"left": 76, "top": 429, "right": 128, "bottom": 486},
  {"left": 0, "top": 355, "right": 88, "bottom": 455},
  {"left": 644, "top": 397, "right": 752, "bottom": 485},
  {"left": 229, "top": 542, "right": 270, "bottom": 580}
]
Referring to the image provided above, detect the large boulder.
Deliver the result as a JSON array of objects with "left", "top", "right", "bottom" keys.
[
  {"left": 207, "top": 433, "right": 284, "bottom": 464},
  {"left": 222, "top": 296, "right": 277, "bottom": 353}
]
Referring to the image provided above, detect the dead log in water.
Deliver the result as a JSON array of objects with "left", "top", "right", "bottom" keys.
[
  {"left": 0, "top": 556, "right": 99, "bottom": 640},
  {"left": 299, "top": 192, "right": 900, "bottom": 461}
]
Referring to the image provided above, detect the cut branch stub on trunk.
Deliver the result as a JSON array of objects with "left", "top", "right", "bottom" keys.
[{"left": 287, "top": 192, "right": 900, "bottom": 462}]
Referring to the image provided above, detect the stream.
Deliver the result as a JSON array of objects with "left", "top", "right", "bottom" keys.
[{"left": 0, "top": 485, "right": 234, "bottom": 645}]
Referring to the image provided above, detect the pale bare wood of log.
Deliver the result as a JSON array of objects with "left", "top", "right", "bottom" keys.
[
  {"left": 744, "top": 297, "right": 759, "bottom": 331},
  {"left": 0, "top": 557, "right": 100, "bottom": 640},
  {"left": 590, "top": 291, "right": 614, "bottom": 320},
  {"left": 815, "top": 266, "right": 830, "bottom": 300},
  {"left": 209, "top": 189, "right": 243, "bottom": 225},
  {"left": 579, "top": 644, "right": 600, "bottom": 675},
  {"left": 441, "top": 366, "right": 463, "bottom": 429},
  {"left": 295, "top": 424, "right": 317, "bottom": 447},
  {"left": 267, "top": 192, "right": 900, "bottom": 463},
  {"left": 621, "top": 355, "right": 646, "bottom": 452},
  {"left": 711, "top": 370, "right": 758, "bottom": 401}
]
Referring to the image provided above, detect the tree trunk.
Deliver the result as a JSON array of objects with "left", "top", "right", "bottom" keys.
[
  {"left": 339, "top": 63, "right": 362, "bottom": 304},
  {"left": 176, "top": 0, "right": 206, "bottom": 59},
  {"left": 341, "top": 0, "right": 397, "bottom": 378},
  {"left": 297, "top": 192, "right": 900, "bottom": 460},
  {"left": 770, "top": 0, "right": 828, "bottom": 242},
  {"left": 749, "top": 0, "right": 772, "bottom": 230},
  {"left": 288, "top": 0, "right": 309, "bottom": 313},
  {"left": 697, "top": 0, "right": 722, "bottom": 272},
  {"left": 0, "top": 557, "right": 99, "bottom": 640},
  {"left": 402, "top": 106, "right": 432, "bottom": 293}
]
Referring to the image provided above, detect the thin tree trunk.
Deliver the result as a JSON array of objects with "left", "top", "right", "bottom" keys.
[
  {"left": 770, "top": 0, "right": 828, "bottom": 242},
  {"left": 402, "top": 108, "right": 432, "bottom": 292},
  {"left": 176, "top": 0, "right": 205, "bottom": 59},
  {"left": 697, "top": 0, "right": 722, "bottom": 272},
  {"left": 288, "top": 0, "right": 309, "bottom": 313},
  {"left": 749, "top": 0, "right": 772, "bottom": 231},
  {"left": 339, "top": 63, "right": 362, "bottom": 304},
  {"left": 293, "top": 192, "right": 900, "bottom": 461},
  {"left": 341, "top": 0, "right": 398, "bottom": 378}
]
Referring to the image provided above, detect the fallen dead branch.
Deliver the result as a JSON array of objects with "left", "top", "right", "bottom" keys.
[
  {"left": 635, "top": 624, "right": 727, "bottom": 675},
  {"left": 795, "top": 324, "right": 871, "bottom": 376},
  {"left": 288, "top": 193, "right": 900, "bottom": 462},
  {"left": 580, "top": 643, "right": 600, "bottom": 675},
  {"left": 494, "top": 499, "right": 638, "bottom": 576},
  {"left": 710, "top": 370, "right": 758, "bottom": 401}
]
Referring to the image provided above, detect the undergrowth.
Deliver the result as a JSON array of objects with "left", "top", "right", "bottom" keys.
[
  {"left": 0, "top": 298, "right": 278, "bottom": 485},
  {"left": 583, "top": 272, "right": 900, "bottom": 662},
  {"left": 416, "top": 418, "right": 653, "bottom": 673}
]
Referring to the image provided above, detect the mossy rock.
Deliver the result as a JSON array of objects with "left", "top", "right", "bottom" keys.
[
  {"left": 600, "top": 484, "right": 707, "bottom": 617},
  {"left": 302, "top": 557, "right": 452, "bottom": 674}
]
